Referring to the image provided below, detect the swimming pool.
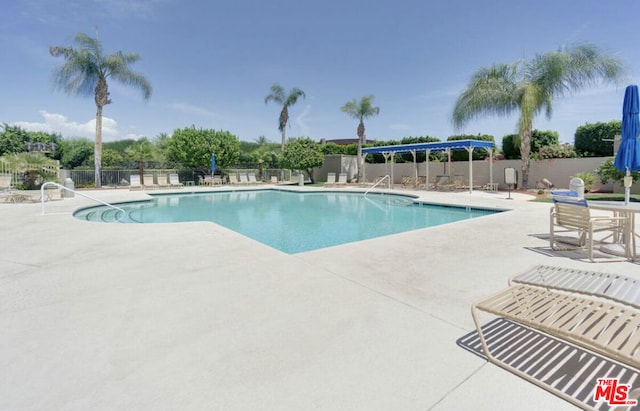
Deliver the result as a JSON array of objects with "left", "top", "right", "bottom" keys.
[{"left": 74, "top": 189, "right": 502, "bottom": 254}]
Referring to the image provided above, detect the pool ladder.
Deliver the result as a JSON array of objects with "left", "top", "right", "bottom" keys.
[{"left": 364, "top": 175, "right": 391, "bottom": 197}]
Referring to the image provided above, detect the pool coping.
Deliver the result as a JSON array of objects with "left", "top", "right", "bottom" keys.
[{"left": 3, "top": 185, "right": 637, "bottom": 410}]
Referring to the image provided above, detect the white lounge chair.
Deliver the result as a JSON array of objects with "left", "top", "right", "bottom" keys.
[
  {"left": 143, "top": 174, "right": 156, "bottom": 190},
  {"left": 169, "top": 173, "right": 184, "bottom": 188},
  {"left": 248, "top": 173, "right": 261, "bottom": 184},
  {"left": 335, "top": 173, "right": 347, "bottom": 187},
  {"left": 229, "top": 175, "right": 240, "bottom": 185},
  {"left": 129, "top": 174, "right": 142, "bottom": 190},
  {"left": 239, "top": 173, "right": 249, "bottom": 185},
  {"left": 324, "top": 173, "right": 336, "bottom": 187},
  {"left": 0, "top": 174, "right": 12, "bottom": 201},
  {"left": 157, "top": 174, "right": 171, "bottom": 188},
  {"left": 270, "top": 176, "right": 278, "bottom": 184},
  {"left": 0, "top": 174, "right": 11, "bottom": 191}
]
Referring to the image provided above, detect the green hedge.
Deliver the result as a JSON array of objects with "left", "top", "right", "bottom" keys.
[
  {"left": 574, "top": 121, "right": 619, "bottom": 157},
  {"left": 502, "top": 130, "right": 559, "bottom": 159}
]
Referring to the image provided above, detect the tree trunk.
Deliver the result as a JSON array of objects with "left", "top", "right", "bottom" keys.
[
  {"left": 94, "top": 76, "right": 110, "bottom": 189},
  {"left": 95, "top": 105, "right": 103, "bottom": 188},
  {"left": 356, "top": 120, "right": 365, "bottom": 183},
  {"left": 279, "top": 106, "right": 288, "bottom": 151},
  {"left": 520, "top": 126, "right": 532, "bottom": 189}
]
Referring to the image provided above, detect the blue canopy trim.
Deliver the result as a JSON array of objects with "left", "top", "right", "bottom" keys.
[{"left": 362, "top": 139, "right": 494, "bottom": 155}]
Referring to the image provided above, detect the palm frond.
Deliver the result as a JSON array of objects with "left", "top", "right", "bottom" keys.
[
  {"left": 50, "top": 32, "right": 152, "bottom": 100},
  {"left": 264, "top": 83, "right": 285, "bottom": 104},
  {"left": 452, "top": 62, "right": 520, "bottom": 128},
  {"left": 285, "top": 87, "right": 306, "bottom": 106},
  {"left": 340, "top": 95, "right": 379, "bottom": 120},
  {"left": 529, "top": 43, "right": 625, "bottom": 99}
]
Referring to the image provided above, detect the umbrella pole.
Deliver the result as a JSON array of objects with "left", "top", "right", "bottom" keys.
[{"left": 625, "top": 168, "right": 632, "bottom": 205}]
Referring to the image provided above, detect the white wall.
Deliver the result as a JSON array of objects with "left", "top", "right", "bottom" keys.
[
  {"left": 314, "top": 155, "right": 358, "bottom": 182},
  {"left": 362, "top": 157, "right": 638, "bottom": 193},
  {"left": 312, "top": 155, "right": 639, "bottom": 193}
]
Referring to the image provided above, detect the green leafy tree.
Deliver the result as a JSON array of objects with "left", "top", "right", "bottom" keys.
[
  {"left": 59, "top": 137, "right": 93, "bottom": 169},
  {"left": 452, "top": 44, "right": 624, "bottom": 187},
  {"left": 167, "top": 127, "right": 240, "bottom": 175},
  {"left": 100, "top": 148, "right": 125, "bottom": 168},
  {"left": 264, "top": 83, "right": 306, "bottom": 150},
  {"left": 574, "top": 120, "right": 620, "bottom": 157},
  {"left": 50, "top": 31, "right": 152, "bottom": 188},
  {"left": 320, "top": 142, "right": 348, "bottom": 155},
  {"left": 502, "top": 130, "right": 560, "bottom": 159},
  {"left": 0, "top": 124, "right": 30, "bottom": 155},
  {"left": 152, "top": 132, "right": 174, "bottom": 168},
  {"left": 280, "top": 137, "right": 324, "bottom": 183},
  {"left": 340, "top": 95, "right": 380, "bottom": 183},
  {"left": 0, "top": 124, "right": 61, "bottom": 159}
]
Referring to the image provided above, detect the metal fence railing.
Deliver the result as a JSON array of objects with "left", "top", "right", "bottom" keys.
[
  {"left": 68, "top": 169, "right": 182, "bottom": 188},
  {"left": 67, "top": 168, "right": 296, "bottom": 187},
  {"left": 1, "top": 159, "right": 61, "bottom": 188}
]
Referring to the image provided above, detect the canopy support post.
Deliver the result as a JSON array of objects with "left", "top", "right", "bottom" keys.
[
  {"left": 425, "top": 149, "right": 431, "bottom": 190},
  {"left": 466, "top": 147, "right": 473, "bottom": 194}
]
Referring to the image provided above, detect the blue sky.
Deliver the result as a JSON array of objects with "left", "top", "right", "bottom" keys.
[{"left": 2, "top": 0, "right": 640, "bottom": 145}]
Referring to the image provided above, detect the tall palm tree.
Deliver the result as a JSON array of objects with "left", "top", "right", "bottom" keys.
[
  {"left": 341, "top": 95, "right": 380, "bottom": 183},
  {"left": 264, "top": 83, "right": 306, "bottom": 150},
  {"left": 452, "top": 44, "right": 624, "bottom": 188},
  {"left": 50, "top": 31, "right": 152, "bottom": 188}
]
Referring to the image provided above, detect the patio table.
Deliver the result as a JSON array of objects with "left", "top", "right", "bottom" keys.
[{"left": 589, "top": 201, "right": 640, "bottom": 260}]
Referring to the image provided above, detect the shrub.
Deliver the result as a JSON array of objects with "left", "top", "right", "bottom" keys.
[
  {"left": 595, "top": 157, "right": 640, "bottom": 185},
  {"left": 571, "top": 172, "right": 595, "bottom": 192},
  {"left": 574, "top": 121, "right": 619, "bottom": 157},
  {"left": 531, "top": 144, "right": 577, "bottom": 160},
  {"left": 502, "top": 130, "right": 559, "bottom": 159}
]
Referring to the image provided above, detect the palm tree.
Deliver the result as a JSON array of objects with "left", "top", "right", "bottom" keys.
[
  {"left": 341, "top": 95, "right": 380, "bottom": 183},
  {"left": 452, "top": 44, "right": 624, "bottom": 188},
  {"left": 50, "top": 31, "right": 152, "bottom": 188},
  {"left": 264, "top": 83, "right": 306, "bottom": 150},
  {"left": 125, "top": 139, "right": 154, "bottom": 185}
]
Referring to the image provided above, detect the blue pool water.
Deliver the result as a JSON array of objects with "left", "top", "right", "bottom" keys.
[{"left": 74, "top": 190, "right": 501, "bottom": 254}]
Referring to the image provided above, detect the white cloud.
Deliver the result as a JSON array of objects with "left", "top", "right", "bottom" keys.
[{"left": 13, "top": 110, "right": 120, "bottom": 141}]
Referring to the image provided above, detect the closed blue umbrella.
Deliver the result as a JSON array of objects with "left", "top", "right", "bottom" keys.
[
  {"left": 210, "top": 153, "right": 216, "bottom": 174},
  {"left": 614, "top": 85, "right": 640, "bottom": 204}
]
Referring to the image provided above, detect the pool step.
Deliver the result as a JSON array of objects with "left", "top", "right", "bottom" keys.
[{"left": 371, "top": 196, "right": 414, "bottom": 206}]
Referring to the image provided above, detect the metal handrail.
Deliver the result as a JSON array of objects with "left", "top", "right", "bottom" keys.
[
  {"left": 40, "top": 181, "right": 126, "bottom": 220},
  {"left": 364, "top": 175, "right": 391, "bottom": 197}
]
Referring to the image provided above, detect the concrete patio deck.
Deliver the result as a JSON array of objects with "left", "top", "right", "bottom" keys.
[{"left": 1, "top": 186, "right": 638, "bottom": 410}]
